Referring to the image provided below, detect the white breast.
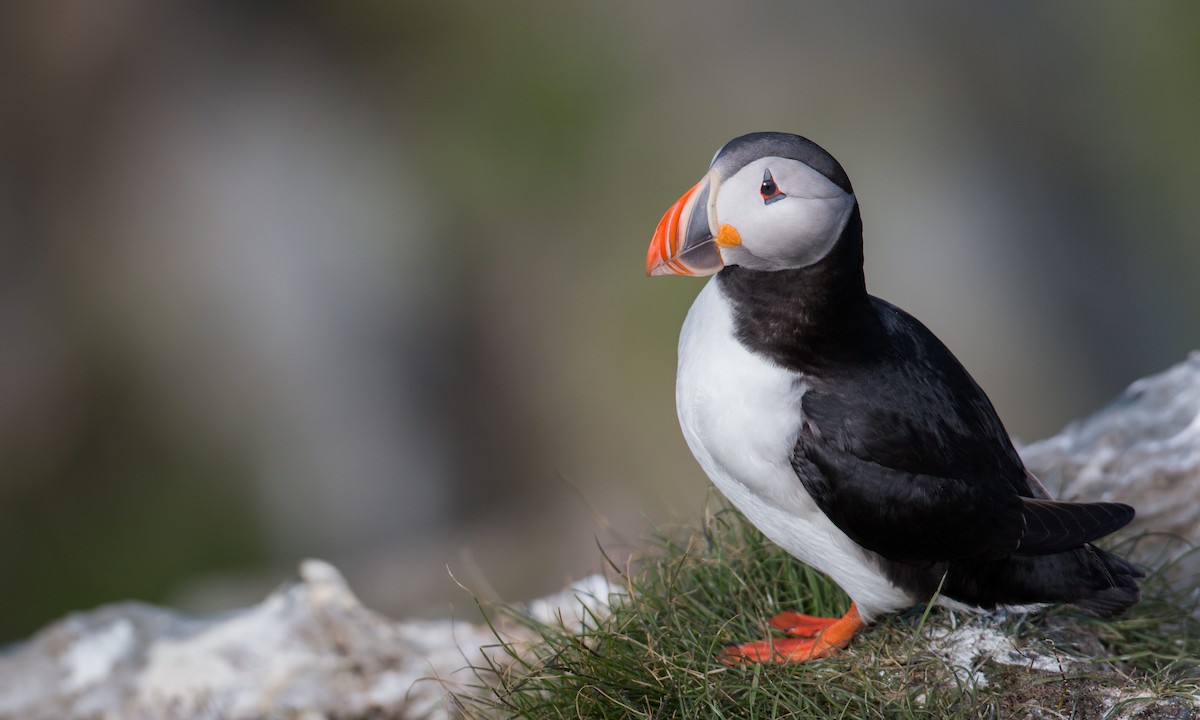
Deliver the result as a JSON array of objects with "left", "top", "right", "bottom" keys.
[{"left": 675, "top": 278, "right": 913, "bottom": 620}]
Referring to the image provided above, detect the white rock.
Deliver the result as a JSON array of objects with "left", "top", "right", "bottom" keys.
[
  {"left": 926, "top": 617, "right": 1073, "bottom": 689},
  {"left": 524, "top": 573, "right": 625, "bottom": 632},
  {"left": 0, "top": 560, "right": 621, "bottom": 720},
  {"left": 60, "top": 620, "right": 135, "bottom": 693}
]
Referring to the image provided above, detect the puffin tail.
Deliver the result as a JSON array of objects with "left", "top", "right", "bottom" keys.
[
  {"left": 1008, "top": 498, "right": 1142, "bottom": 617},
  {"left": 943, "top": 543, "right": 1143, "bottom": 617},
  {"left": 1070, "top": 545, "right": 1143, "bottom": 618}
]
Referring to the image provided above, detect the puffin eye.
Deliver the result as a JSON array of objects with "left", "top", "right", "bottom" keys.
[{"left": 760, "top": 169, "right": 786, "bottom": 205}]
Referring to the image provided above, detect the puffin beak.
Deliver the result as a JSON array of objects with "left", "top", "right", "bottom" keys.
[{"left": 646, "top": 172, "right": 725, "bottom": 277}]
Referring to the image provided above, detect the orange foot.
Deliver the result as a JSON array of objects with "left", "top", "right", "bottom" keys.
[
  {"left": 720, "top": 603, "right": 864, "bottom": 664},
  {"left": 768, "top": 610, "right": 840, "bottom": 637}
]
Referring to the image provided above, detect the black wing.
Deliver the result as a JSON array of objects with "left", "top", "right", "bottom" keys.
[
  {"left": 791, "top": 298, "right": 1133, "bottom": 563},
  {"left": 1018, "top": 498, "right": 1134, "bottom": 554}
]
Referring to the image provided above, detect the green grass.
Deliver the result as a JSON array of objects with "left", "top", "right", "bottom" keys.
[{"left": 455, "top": 501, "right": 1200, "bottom": 719}]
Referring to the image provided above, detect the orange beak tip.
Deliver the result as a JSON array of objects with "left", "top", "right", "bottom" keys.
[{"left": 646, "top": 177, "right": 724, "bottom": 278}]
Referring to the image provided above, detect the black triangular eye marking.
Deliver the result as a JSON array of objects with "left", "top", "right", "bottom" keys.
[{"left": 760, "top": 168, "right": 786, "bottom": 205}]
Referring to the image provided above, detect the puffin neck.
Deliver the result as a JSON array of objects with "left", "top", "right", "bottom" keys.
[{"left": 716, "top": 205, "right": 877, "bottom": 371}]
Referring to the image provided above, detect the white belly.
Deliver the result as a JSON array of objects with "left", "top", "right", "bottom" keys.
[{"left": 675, "top": 279, "right": 913, "bottom": 620}]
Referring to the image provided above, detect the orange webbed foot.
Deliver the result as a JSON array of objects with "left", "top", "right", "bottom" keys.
[
  {"left": 768, "top": 610, "right": 840, "bottom": 637},
  {"left": 720, "top": 603, "right": 864, "bottom": 665}
]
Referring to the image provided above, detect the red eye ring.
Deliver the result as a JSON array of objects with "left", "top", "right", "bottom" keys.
[{"left": 760, "top": 169, "right": 785, "bottom": 204}]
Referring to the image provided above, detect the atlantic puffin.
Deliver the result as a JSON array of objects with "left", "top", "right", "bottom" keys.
[{"left": 647, "top": 132, "right": 1142, "bottom": 664}]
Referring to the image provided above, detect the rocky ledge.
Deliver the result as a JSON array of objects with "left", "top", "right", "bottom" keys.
[
  {"left": 0, "top": 561, "right": 620, "bottom": 719},
  {"left": 2, "top": 354, "right": 1199, "bottom": 719}
]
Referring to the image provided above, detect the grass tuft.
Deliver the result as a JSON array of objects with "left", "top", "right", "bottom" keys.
[{"left": 455, "top": 503, "right": 1200, "bottom": 719}]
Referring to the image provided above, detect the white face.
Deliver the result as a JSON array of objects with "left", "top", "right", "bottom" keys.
[{"left": 712, "top": 156, "right": 856, "bottom": 271}]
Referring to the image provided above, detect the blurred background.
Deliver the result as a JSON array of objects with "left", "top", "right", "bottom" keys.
[{"left": 1, "top": 1, "right": 1197, "bottom": 644}]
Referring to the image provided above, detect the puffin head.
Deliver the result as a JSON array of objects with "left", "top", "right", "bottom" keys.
[{"left": 646, "top": 132, "right": 857, "bottom": 277}]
